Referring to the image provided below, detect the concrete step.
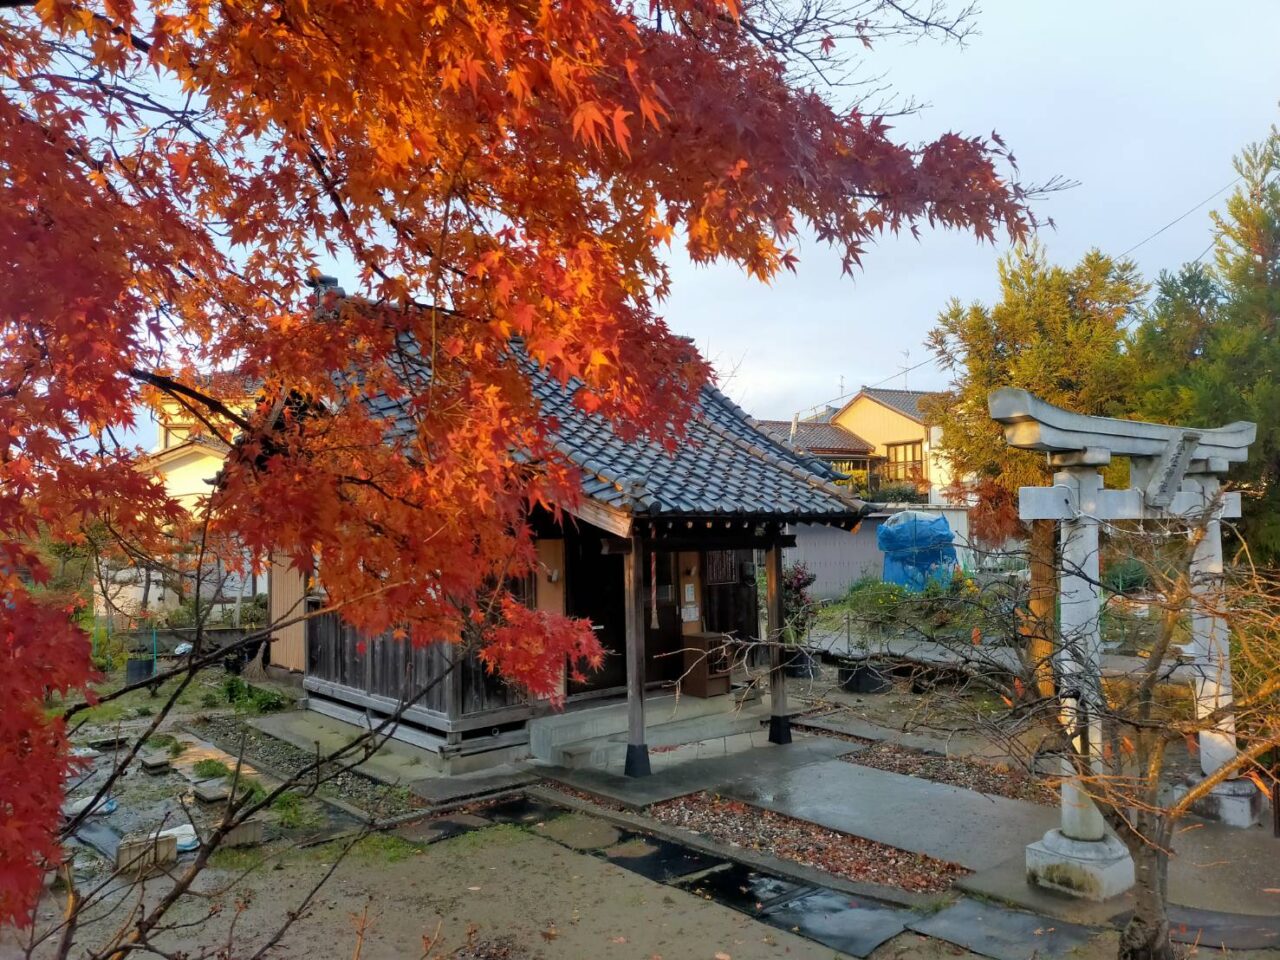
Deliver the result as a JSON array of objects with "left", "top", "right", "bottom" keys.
[
  {"left": 553, "top": 709, "right": 766, "bottom": 769},
  {"left": 530, "top": 692, "right": 743, "bottom": 760}
]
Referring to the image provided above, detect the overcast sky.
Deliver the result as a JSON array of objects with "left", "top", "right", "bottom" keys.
[{"left": 664, "top": 0, "right": 1280, "bottom": 420}]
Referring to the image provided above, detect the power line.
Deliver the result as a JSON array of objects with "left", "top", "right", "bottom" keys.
[
  {"left": 1119, "top": 177, "right": 1241, "bottom": 258},
  {"left": 794, "top": 354, "right": 939, "bottom": 420}
]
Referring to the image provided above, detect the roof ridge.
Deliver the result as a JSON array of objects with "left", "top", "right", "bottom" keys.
[{"left": 698, "top": 385, "right": 847, "bottom": 479}]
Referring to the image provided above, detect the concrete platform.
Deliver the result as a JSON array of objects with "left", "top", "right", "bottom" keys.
[
  {"left": 718, "top": 757, "right": 1060, "bottom": 871},
  {"left": 961, "top": 818, "right": 1280, "bottom": 925},
  {"left": 529, "top": 691, "right": 771, "bottom": 766},
  {"left": 249, "top": 711, "right": 536, "bottom": 806},
  {"left": 538, "top": 732, "right": 855, "bottom": 808}
]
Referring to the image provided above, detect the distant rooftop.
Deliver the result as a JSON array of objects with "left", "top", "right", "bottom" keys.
[
  {"left": 756, "top": 420, "right": 874, "bottom": 456},
  {"left": 856, "top": 386, "right": 944, "bottom": 423}
]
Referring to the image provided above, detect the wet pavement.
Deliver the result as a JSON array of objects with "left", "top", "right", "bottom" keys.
[
  {"left": 717, "top": 757, "right": 1059, "bottom": 871},
  {"left": 908, "top": 897, "right": 1096, "bottom": 960},
  {"left": 539, "top": 732, "right": 855, "bottom": 808}
]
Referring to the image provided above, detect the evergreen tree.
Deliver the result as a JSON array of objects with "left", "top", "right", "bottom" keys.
[
  {"left": 1132, "top": 127, "right": 1280, "bottom": 560},
  {"left": 926, "top": 244, "right": 1145, "bottom": 523},
  {"left": 925, "top": 245, "right": 1145, "bottom": 695}
]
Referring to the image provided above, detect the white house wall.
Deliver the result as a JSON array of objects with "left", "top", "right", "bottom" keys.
[{"left": 785, "top": 521, "right": 884, "bottom": 600}]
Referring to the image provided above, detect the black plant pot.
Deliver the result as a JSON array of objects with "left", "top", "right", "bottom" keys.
[
  {"left": 838, "top": 662, "right": 892, "bottom": 694},
  {"left": 784, "top": 648, "right": 817, "bottom": 679},
  {"left": 125, "top": 658, "right": 155, "bottom": 684}
]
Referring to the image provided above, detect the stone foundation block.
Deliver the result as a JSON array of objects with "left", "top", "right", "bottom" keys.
[
  {"left": 1025, "top": 829, "right": 1134, "bottom": 901},
  {"left": 117, "top": 833, "right": 178, "bottom": 874},
  {"left": 1173, "top": 777, "right": 1262, "bottom": 828},
  {"left": 222, "top": 817, "right": 265, "bottom": 848}
]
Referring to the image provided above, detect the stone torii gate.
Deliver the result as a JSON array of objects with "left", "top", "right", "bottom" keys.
[{"left": 987, "top": 388, "right": 1259, "bottom": 901}]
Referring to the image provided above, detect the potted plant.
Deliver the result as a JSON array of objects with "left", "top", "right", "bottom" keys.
[{"left": 781, "top": 561, "right": 819, "bottom": 678}]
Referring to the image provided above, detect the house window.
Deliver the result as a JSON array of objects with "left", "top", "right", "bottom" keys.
[
  {"left": 883, "top": 441, "right": 924, "bottom": 482},
  {"left": 828, "top": 457, "right": 869, "bottom": 474}
]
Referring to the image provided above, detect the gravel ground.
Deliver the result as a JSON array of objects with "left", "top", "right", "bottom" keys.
[
  {"left": 534, "top": 782, "right": 626, "bottom": 812},
  {"left": 648, "top": 792, "right": 967, "bottom": 893},
  {"left": 841, "top": 742, "right": 1056, "bottom": 805},
  {"left": 451, "top": 935, "right": 539, "bottom": 959},
  {"left": 186, "top": 715, "right": 428, "bottom": 818}
]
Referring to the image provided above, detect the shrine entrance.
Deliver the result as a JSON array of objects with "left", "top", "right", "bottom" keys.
[{"left": 987, "top": 387, "right": 1259, "bottom": 900}]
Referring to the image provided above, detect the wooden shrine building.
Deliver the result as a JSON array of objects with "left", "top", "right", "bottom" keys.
[{"left": 302, "top": 353, "right": 869, "bottom": 776}]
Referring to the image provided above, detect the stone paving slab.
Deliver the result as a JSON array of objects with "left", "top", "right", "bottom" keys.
[
  {"left": 908, "top": 897, "right": 1098, "bottom": 960},
  {"left": 759, "top": 888, "right": 911, "bottom": 958},
  {"left": 532, "top": 811, "right": 622, "bottom": 851},
  {"left": 407, "top": 767, "right": 538, "bottom": 805},
  {"left": 719, "top": 757, "right": 1059, "bottom": 871},
  {"left": 797, "top": 712, "right": 1002, "bottom": 759},
  {"left": 962, "top": 820, "right": 1280, "bottom": 924},
  {"left": 537, "top": 734, "right": 856, "bottom": 808},
  {"left": 1165, "top": 906, "right": 1280, "bottom": 950}
]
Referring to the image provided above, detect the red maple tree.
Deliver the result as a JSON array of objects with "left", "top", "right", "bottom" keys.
[{"left": 0, "top": 0, "right": 1033, "bottom": 923}]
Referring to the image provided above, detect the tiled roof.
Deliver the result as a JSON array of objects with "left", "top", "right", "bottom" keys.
[
  {"left": 859, "top": 387, "right": 944, "bottom": 423},
  {"left": 756, "top": 420, "right": 874, "bottom": 455},
  {"left": 364, "top": 345, "right": 866, "bottom": 523}
]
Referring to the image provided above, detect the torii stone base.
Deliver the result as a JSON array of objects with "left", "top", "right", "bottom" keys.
[
  {"left": 1171, "top": 778, "right": 1264, "bottom": 829},
  {"left": 1025, "top": 830, "right": 1135, "bottom": 902}
]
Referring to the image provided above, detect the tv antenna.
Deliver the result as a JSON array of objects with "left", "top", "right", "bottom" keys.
[{"left": 899, "top": 350, "right": 911, "bottom": 389}]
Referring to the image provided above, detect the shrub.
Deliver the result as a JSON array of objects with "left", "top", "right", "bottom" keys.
[
  {"left": 873, "top": 482, "right": 929, "bottom": 504},
  {"left": 90, "top": 627, "right": 129, "bottom": 673},
  {"left": 842, "top": 578, "right": 908, "bottom": 626},
  {"left": 271, "top": 791, "right": 322, "bottom": 829},
  {"left": 192, "top": 758, "right": 231, "bottom": 779},
  {"left": 1102, "top": 557, "right": 1152, "bottom": 596},
  {"left": 235, "top": 777, "right": 268, "bottom": 806},
  {"left": 222, "top": 674, "right": 250, "bottom": 704},
  {"left": 249, "top": 687, "right": 287, "bottom": 713}
]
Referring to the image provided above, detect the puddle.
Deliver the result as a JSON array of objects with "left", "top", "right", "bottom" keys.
[
  {"left": 676, "top": 862, "right": 810, "bottom": 914},
  {"left": 599, "top": 832, "right": 724, "bottom": 882},
  {"left": 475, "top": 796, "right": 565, "bottom": 826},
  {"left": 760, "top": 888, "right": 910, "bottom": 958}
]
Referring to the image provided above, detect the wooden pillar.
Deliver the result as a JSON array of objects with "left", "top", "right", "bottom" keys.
[
  {"left": 623, "top": 535, "right": 650, "bottom": 777},
  {"left": 443, "top": 642, "right": 465, "bottom": 746},
  {"left": 765, "top": 541, "right": 791, "bottom": 745}
]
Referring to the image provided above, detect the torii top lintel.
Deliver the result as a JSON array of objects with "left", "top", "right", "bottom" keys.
[{"left": 987, "top": 388, "right": 1256, "bottom": 467}]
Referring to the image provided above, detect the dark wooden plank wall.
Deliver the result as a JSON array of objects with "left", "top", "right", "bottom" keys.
[{"left": 306, "top": 611, "right": 524, "bottom": 720}]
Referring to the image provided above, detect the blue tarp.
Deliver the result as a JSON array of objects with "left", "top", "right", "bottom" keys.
[{"left": 877, "top": 510, "right": 958, "bottom": 591}]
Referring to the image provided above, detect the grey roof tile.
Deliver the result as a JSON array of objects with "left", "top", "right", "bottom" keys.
[
  {"left": 757, "top": 420, "right": 874, "bottom": 455},
  {"left": 367, "top": 342, "right": 866, "bottom": 523},
  {"left": 858, "top": 387, "right": 944, "bottom": 423}
]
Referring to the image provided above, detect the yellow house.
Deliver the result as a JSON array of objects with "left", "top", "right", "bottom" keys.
[
  {"left": 121, "top": 397, "right": 308, "bottom": 672},
  {"left": 829, "top": 387, "right": 954, "bottom": 503}
]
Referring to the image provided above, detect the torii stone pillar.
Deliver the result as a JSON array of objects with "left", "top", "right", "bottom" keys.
[{"left": 988, "top": 389, "right": 1259, "bottom": 901}]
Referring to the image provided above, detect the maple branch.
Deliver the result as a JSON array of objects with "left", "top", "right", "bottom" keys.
[{"left": 125, "top": 368, "right": 252, "bottom": 433}]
